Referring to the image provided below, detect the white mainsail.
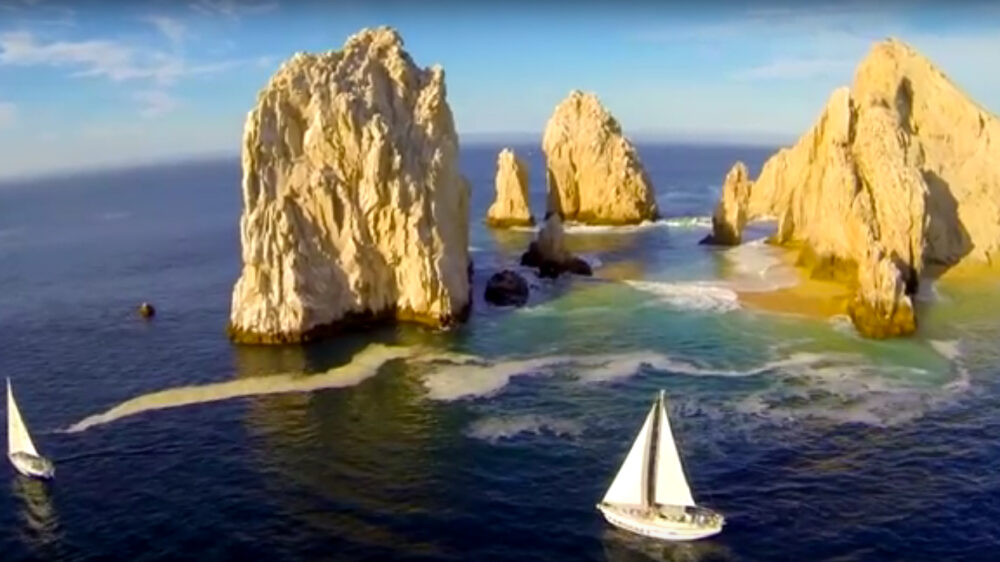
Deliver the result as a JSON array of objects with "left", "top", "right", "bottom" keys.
[
  {"left": 7, "top": 379, "right": 39, "bottom": 457},
  {"left": 602, "top": 402, "right": 656, "bottom": 506},
  {"left": 653, "top": 394, "right": 695, "bottom": 507}
]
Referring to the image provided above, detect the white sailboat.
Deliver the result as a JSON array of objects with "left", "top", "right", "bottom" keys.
[
  {"left": 597, "top": 390, "right": 722, "bottom": 541},
  {"left": 7, "top": 379, "right": 54, "bottom": 480}
]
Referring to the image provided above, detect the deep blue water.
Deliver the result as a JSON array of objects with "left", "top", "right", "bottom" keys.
[{"left": 0, "top": 143, "right": 999, "bottom": 561}]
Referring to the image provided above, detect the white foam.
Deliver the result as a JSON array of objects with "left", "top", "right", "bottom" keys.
[
  {"left": 64, "top": 344, "right": 419, "bottom": 433},
  {"left": 98, "top": 211, "right": 130, "bottom": 221},
  {"left": 416, "top": 356, "right": 574, "bottom": 401},
  {"left": 465, "top": 414, "right": 583, "bottom": 443},
  {"left": 624, "top": 279, "right": 741, "bottom": 312},
  {"left": 723, "top": 240, "right": 800, "bottom": 292},
  {"left": 662, "top": 216, "right": 713, "bottom": 229},
  {"left": 929, "top": 339, "right": 961, "bottom": 361}
]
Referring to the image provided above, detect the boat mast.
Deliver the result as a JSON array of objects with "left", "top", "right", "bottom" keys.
[{"left": 644, "top": 390, "right": 663, "bottom": 508}]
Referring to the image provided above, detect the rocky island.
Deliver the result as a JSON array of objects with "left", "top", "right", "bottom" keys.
[
  {"left": 485, "top": 148, "right": 533, "bottom": 228},
  {"left": 542, "top": 90, "right": 659, "bottom": 225},
  {"left": 704, "top": 38, "right": 1000, "bottom": 338},
  {"left": 228, "top": 27, "right": 471, "bottom": 344}
]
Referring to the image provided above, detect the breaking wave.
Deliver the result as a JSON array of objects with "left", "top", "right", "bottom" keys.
[
  {"left": 623, "top": 280, "right": 741, "bottom": 312},
  {"left": 416, "top": 341, "right": 971, "bottom": 427}
]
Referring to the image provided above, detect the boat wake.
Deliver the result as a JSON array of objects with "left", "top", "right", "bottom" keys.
[{"left": 465, "top": 414, "right": 583, "bottom": 443}]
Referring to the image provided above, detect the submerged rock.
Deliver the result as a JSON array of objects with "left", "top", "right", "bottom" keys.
[
  {"left": 486, "top": 148, "right": 533, "bottom": 228},
  {"left": 704, "top": 37, "right": 1000, "bottom": 338},
  {"left": 520, "top": 213, "right": 593, "bottom": 278},
  {"left": 228, "top": 27, "right": 471, "bottom": 344},
  {"left": 484, "top": 270, "right": 530, "bottom": 307},
  {"left": 542, "top": 90, "right": 658, "bottom": 225},
  {"left": 138, "top": 302, "right": 156, "bottom": 319}
]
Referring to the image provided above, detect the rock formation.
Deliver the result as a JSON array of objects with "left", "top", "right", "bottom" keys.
[
  {"left": 701, "top": 162, "right": 751, "bottom": 245},
  {"left": 484, "top": 270, "right": 530, "bottom": 307},
  {"left": 486, "top": 148, "right": 533, "bottom": 228},
  {"left": 542, "top": 90, "right": 659, "bottom": 225},
  {"left": 705, "top": 38, "right": 1000, "bottom": 338},
  {"left": 521, "top": 213, "right": 593, "bottom": 278},
  {"left": 228, "top": 27, "right": 471, "bottom": 344}
]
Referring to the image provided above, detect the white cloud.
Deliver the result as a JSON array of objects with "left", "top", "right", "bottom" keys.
[
  {"left": 133, "top": 89, "right": 179, "bottom": 118},
  {"left": 141, "top": 15, "right": 187, "bottom": 47},
  {"left": 0, "top": 31, "right": 270, "bottom": 87},
  {"left": 189, "top": 0, "right": 278, "bottom": 20},
  {"left": 0, "top": 101, "right": 15, "bottom": 127}
]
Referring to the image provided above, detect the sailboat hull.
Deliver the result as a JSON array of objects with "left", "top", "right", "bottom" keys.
[
  {"left": 9, "top": 452, "right": 55, "bottom": 480},
  {"left": 598, "top": 504, "right": 723, "bottom": 542}
]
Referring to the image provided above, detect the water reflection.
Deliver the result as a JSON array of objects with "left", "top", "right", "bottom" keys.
[
  {"left": 239, "top": 342, "right": 454, "bottom": 558},
  {"left": 600, "top": 527, "right": 735, "bottom": 562},
  {"left": 11, "top": 476, "right": 61, "bottom": 556}
]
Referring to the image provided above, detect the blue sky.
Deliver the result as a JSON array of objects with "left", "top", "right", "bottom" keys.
[{"left": 1, "top": 0, "right": 1000, "bottom": 178}]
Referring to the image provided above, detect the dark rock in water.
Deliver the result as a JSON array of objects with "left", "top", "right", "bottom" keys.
[
  {"left": 565, "top": 257, "right": 593, "bottom": 276},
  {"left": 484, "top": 270, "right": 529, "bottom": 307},
  {"left": 519, "top": 214, "right": 593, "bottom": 279},
  {"left": 138, "top": 302, "right": 156, "bottom": 319}
]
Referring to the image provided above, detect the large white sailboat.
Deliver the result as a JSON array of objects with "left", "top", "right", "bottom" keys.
[
  {"left": 597, "top": 390, "right": 723, "bottom": 541},
  {"left": 7, "top": 379, "right": 55, "bottom": 480}
]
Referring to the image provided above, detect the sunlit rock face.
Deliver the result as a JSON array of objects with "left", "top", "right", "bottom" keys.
[
  {"left": 706, "top": 38, "right": 1000, "bottom": 339},
  {"left": 229, "top": 26, "right": 471, "bottom": 344},
  {"left": 542, "top": 90, "right": 659, "bottom": 225},
  {"left": 486, "top": 148, "right": 533, "bottom": 228}
]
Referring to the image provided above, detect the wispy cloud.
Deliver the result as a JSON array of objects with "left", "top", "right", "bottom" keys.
[
  {"left": 732, "top": 57, "right": 854, "bottom": 81},
  {"left": 133, "top": 89, "right": 179, "bottom": 118},
  {"left": 189, "top": 0, "right": 278, "bottom": 20},
  {"left": 0, "top": 31, "right": 269, "bottom": 86},
  {"left": 141, "top": 15, "right": 187, "bottom": 47},
  {"left": 0, "top": 101, "right": 15, "bottom": 128}
]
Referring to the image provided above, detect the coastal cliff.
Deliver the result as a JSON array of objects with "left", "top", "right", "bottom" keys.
[
  {"left": 542, "top": 90, "right": 659, "bottom": 225},
  {"left": 228, "top": 27, "right": 471, "bottom": 344},
  {"left": 706, "top": 38, "right": 1000, "bottom": 338},
  {"left": 486, "top": 148, "right": 533, "bottom": 227}
]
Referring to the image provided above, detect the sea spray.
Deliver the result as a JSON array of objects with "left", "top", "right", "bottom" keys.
[
  {"left": 63, "top": 344, "right": 421, "bottom": 433},
  {"left": 465, "top": 414, "right": 583, "bottom": 443}
]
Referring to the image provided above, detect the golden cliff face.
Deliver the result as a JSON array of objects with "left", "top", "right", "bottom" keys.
[
  {"left": 707, "top": 38, "right": 1000, "bottom": 338},
  {"left": 486, "top": 148, "right": 534, "bottom": 228},
  {"left": 542, "top": 90, "right": 659, "bottom": 225},
  {"left": 229, "top": 27, "right": 471, "bottom": 344}
]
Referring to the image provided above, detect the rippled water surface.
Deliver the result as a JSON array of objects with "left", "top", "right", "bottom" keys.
[{"left": 1, "top": 144, "right": 998, "bottom": 561}]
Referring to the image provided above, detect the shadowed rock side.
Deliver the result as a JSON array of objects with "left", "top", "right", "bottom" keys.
[
  {"left": 542, "top": 90, "right": 659, "bottom": 225},
  {"left": 705, "top": 38, "right": 1000, "bottom": 339},
  {"left": 486, "top": 148, "right": 533, "bottom": 228},
  {"left": 228, "top": 27, "right": 471, "bottom": 344}
]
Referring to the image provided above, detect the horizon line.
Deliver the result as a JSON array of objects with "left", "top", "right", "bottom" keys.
[{"left": 0, "top": 132, "right": 793, "bottom": 184}]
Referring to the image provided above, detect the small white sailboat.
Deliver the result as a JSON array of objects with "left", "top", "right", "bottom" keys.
[
  {"left": 7, "top": 379, "right": 54, "bottom": 480},
  {"left": 597, "top": 390, "right": 722, "bottom": 541}
]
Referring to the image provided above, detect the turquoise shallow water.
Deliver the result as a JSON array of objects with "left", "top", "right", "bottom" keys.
[{"left": 0, "top": 144, "right": 998, "bottom": 561}]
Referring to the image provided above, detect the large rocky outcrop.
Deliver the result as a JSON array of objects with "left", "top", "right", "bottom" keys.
[
  {"left": 706, "top": 38, "right": 1000, "bottom": 338},
  {"left": 485, "top": 148, "right": 533, "bottom": 227},
  {"left": 542, "top": 90, "right": 659, "bottom": 225},
  {"left": 228, "top": 27, "right": 471, "bottom": 344}
]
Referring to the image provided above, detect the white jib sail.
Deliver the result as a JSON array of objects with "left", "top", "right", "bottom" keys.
[
  {"left": 653, "top": 396, "right": 695, "bottom": 507},
  {"left": 602, "top": 402, "right": 656, "bottom": 506},
  {"left": 7, "top": 379, "right": 39, "bottom": 457}
]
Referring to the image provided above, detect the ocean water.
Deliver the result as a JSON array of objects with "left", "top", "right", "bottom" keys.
[{"left": 1, "top": 143, "right": 999, "bottom": 561}]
